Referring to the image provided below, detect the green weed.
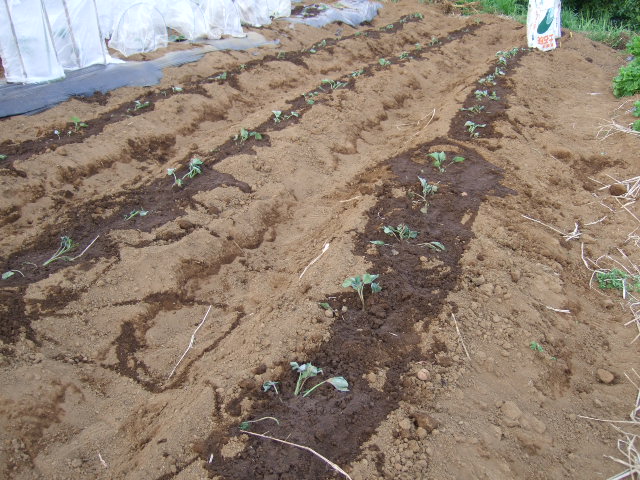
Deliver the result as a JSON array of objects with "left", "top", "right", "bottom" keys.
[{"left": 596, "top": 269, "right": 640, "bottom": 293}]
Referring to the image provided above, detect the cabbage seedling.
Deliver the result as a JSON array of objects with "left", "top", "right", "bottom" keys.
[
  {"left": 428, "top": 152, "right": 465, "bottom": 172},
  {"left": 262, "top": 381, "right": 280, "bottom": 394},
  {"left": 213, "top": 71, "right": 227, "bottom": 81},
  {"left": 464, "top": 121, "right": 486, "bottom": 138},
  {"left": 384, "top": 224, "right": 418, "bottom": 241},
  {"left": 428, "top": 36, "right": 440, "bottom": 46},
  {"left": 2, "top": 270, "right": 24, "bottom": 280},
  {"left": 43, "top": 236, "right": 77, "bottom": 266},
  {"left": 378, "top": 58, "right": 391, "bottom": 67},
  {"left": 132, "top": 100, "right": 150, "bottom": 111},
  {"left": 321, "top": 79, "right": 347, "bottom": 90},
  {"left": 0, "top": 154, "right": 6, "bottom": 160},
  {"left": 272, "top": 111, "right": 283, "bottom": 123},
  {"left": 234, "top": 128, "right": 263, "bottom": 144},
  {"left": 290, "top": 362, "right": 322, "bottom": 395},
  {"left": 342, "top": 274, "right": 382, "bottom": 310},
  {"left": 167, "top": 158, "right": 203, "bottom": 187},
  {"left": 460, "top": 105, "right": 485, "bottom": 114},
  {"left": 399, "top": 51, "right": 411, "bottom": 60},
  {"left": 419, "top": 241, "right": 445, "bottom": 252},
  {"left": 124, "top": 209, "right": 148, "bottom": 220},
  {"left": 302, "top": 376, "right": 349, "bottom": 397},
  {"left": 351, "top": 68, "right": 364, "bottom": 77},
  {"left": 70, "top": 116, "right": 88, "bottom": 132}
]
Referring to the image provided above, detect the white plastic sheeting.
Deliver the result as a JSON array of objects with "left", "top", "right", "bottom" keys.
[
  {"left": 45, "top": 0, "right": 109, "bottom": 70},
  {"left": 0, "top": 0, "right": 65, "bottom": 83},
  {"left": 109, "top": 2, "right": 168, "bottom": 56},
  {"left": 0, "top": 0, "right": 295, "bottom": 84}
]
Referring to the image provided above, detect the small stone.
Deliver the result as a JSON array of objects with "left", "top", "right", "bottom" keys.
[
  {"left": 412, "top": 413, "right": 439, "bottom": 433},
  {"left": 70, "top": 458, "right": 82, "bottom": 468},
  {"left": 324, "top": 309, "right": 334, "bottom": 318},
  {"left": 399, "top": 418, "right": 412, "bottom": 431},
  {"left": 479, "top": 283, "right": 494, "bottom": 295},
  {"left": 416, "top": 427, "right": 427, "bottom": 439},
  {"left": 341, "top": 306, "right": 348, "bottom": 313},
  {"left": 609, "top": 183, "right": 627, "bottom": 196},
  {"left": 596, "top": 368, "right": 615, "bottom": 384},
  {"left": 501, "top": 401, "right": 522, "bottom": 421},
  {"left": 416, "top": 369, "right": 430, "bottom": 381},
  {"left": 472, "top": 275, "right": 485, "bottom": 286},
  {"left": 177, "top": 219, "right": 194, "bottom": 230},
  {"left": 391, "top": 249, "right": 399, "bottom": 256},
  {"left": 510, "top": 269, "right": 521, "bottom": 283}
]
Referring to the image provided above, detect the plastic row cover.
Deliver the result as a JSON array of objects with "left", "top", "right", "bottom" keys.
[{"left": 286, "top": 0, "right": 381, "bottom": 28}]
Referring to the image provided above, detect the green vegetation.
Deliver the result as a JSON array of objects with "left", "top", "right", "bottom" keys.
[
  {"left": 132, "top": 100, "right": 150, "bottom": 111},
  {"left": 342, "top": 274, "right": 382, "bottom": 310},
  {"left": 0, "top": 154, "right": 6, "bottom": 160},
  {"left": 428, "top": 151, "right": 465, "bottom": 172},
  {"left": 303, "top": 92, "right": 319, "bottom": 104},
  {"left": 167, "top": 158, "right": 203, "bottom": 187},
  {"left": 213, "top": 71, "right": 227, "bottom": 81},
  {"left": 613, "top": 37, "right": 640, "bottom": 97},
  {"left": 289, "top": 362, "right": 349, "bottom": 397},
  {"left": 378, "top": 58, "right": 392, "bottom": 67},
  {"left": 70, "top": 116, "right": 88, "bottom": 131},
  {"left": 2, "top": 270, "right": 24, "bottom": 280},
  {"left": 596, "top": 269, "right": 640, "bottom": 293},
  {"left": 351, "top": 68, "right": 365, "bottom": 77},
  {"left": 234, "top": 128, "right": 263, "bottom": 144},
  {"left": 461, "top": 105, "right": 485, "bottom": 114},
  {"left": 420, "top": 241, "right": 446, "bottom": 252},
  {"left": 124, "top": 209, "right": 148, "bottom": 220},
  {"left": 321, "top": 79, "right": 347, "bottom": 90},
  {"left": 239, "top": 417, "right": 280, "bottom": 431},
  {"left": 383, "top": 224, "right": 418, "bottom": 241},
  {"left": 43, "top": 236, "right": 77, "bottom": 266},
  {"left": 262, "top": 381, "right": 280, "bottom": 394},
  {"left": 530, "top": 341, "right": 544, "bottom": 352},
  {"left": 465, "top": 121, "right": 487, "bottom": 138}
]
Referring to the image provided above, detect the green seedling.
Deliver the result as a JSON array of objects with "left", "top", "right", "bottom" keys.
[
  {"left": 384, "top": 224, "right": 418, "bottom": 241},
  {"left": 132, "top": 100, "right": 150, "bottom": 111},
  {"left": 303, "top": 92, "right": 319, "bottom": 104},
  {"left": 417, "top": 176, "right": 438, "bottom": 197},
  {"left": 2, "top": 270, "right": 24, "bottom": 280},
  {"left": 633, "top": 101, "right": 640, "bottom": 117},
  {"left": 287, "top": 111, "right": 300, "bottom": 119},
  {"left": 272, "top": 110, "right": 283, "bottom": 123},
  {"left": 342, "top": 273, "right": 381, "bottom": 310},
  {"left": 428, "top": 36, "right": 440, "bottom": 46},
  {"left": 124, "top": 209, "right": 148, "bottom": 220},
  {"left": 399, "top": 51, "right": 411, "bottom": 60},
  {"left": 419, "top": 241, "right": 445, "bottom": 252},
  {"left": 43, "top": 236, "right": 77, "bottom": 266},
  {"left": 596, "top": 269, "right": 640, "bottom": 294},
  {"left": 302, "top": 376, "right": 349, "bottom": 397},
  {"left": 414, "top": 43, "right": 423, "bottom": 50},
  {"left": 633, "top": 119, "right": 640, "bottom": 132},
  {"left": 239, "top": 416, "right": 280, "bottom": 431},
  {"left": 464, "top": 121, "right": 486, "bottom": 138},
  {"left": 318, "top": 302, "right": 332, "bottom": 311},
  {"left": 460, "top": 105, "right": 485, "bottom": 114},
  {"left": 167, "top": 157, "right": 204, "bottom": 187},
  {"left": 474, "top": 90, "right": 489, "bottom": 100},
  {"left": 370, "top": 240, "right": 388, "bottom": 246},
  {"left": 239, "top": 64, "right": 247, "bottom": 71},
  {"left": 479, "top": 74, "right": 496, "bottom": 86},
  {"left": 494, "top": 67, "right": 505, "bottom": 76},
  {"left": 381, "top": 24, "right": 394, "bottom": 31},
  {"left": 262, "top": 381, "right": 280, "bottom": 394},
  {"left": 428, "top": 151, "right": 465, "bottom": 172},
  {"left": 234, "top": 128, "right": 263, "bottom": 144},
  {"left": 317, "top": 39, "right": 327, "bottom": 48},
  {"left": 378, "top": 58, "right": 391, "bottom": 67},
  {"left": 171, "top": 86, "right": 183, "bottom": 92},
  {"left": 214, "top": 71, "right": 227, "bottom": 81},
  {"left": 0, "top": 154, "right": 6, "bottom": 160},
  {"left": 277, "top": 51, "right": 286, "bottom": 59},
  {"left": 70, "top": 116, "right": 88, "bottom": 132},
  {"left": 529, "top": 341, "right": 544, "bottom": 352},
  {"left": 321, "top": 79, "right": 347, "bottom": 90},
  {"left": 53, "top": 130, "right": 61, "bottom": 139},
  {"left": 351, "top": 68, "right": 364, "bottom": 77},
  {"left": 411, "top": 12, "right": 424, "bottom": 19},
  {"left": 290, "top": 362, "right": 322, "bottom": 395},
  {"left": 489, "top": 91, "right": 500, "bottom": 100}
]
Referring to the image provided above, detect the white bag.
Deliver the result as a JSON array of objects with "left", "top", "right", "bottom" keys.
[{"left": 527, "top": 0, "right": 561, "bottom": 51}]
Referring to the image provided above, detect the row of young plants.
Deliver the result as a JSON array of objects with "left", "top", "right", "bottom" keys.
[
  {"left": 0, "top": 13, "right": 430, "bottom": 164},
  {"left": 458, "top": 46, "right": 528, "bottom": 138}
]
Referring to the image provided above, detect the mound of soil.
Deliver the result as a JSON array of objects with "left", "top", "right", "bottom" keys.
[{"left": 0, "top": 2, "right": 638, "bottom": 479}]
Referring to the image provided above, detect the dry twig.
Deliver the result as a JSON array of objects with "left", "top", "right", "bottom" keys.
[
  {"left": 168, "top": 305, "right": 212, "bottom": 379},
  {"left": 241, "top": 430, "right": 353, "bottom": 480},
  {"left": 451, "top": 313, "right": 470, "bottom": 360}
]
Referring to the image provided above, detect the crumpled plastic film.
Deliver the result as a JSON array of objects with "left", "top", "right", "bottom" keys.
[{"left": 286, "top": 0, "right": 382, "bottom": 28}]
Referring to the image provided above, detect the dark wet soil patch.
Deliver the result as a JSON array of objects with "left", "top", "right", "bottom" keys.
[{"left": 200, "top": 138, "right": 513, "bottom": 479}]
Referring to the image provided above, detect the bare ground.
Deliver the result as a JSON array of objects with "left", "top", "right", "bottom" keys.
[{"left": 0, "top": 2, "right": 639, "bottom": 479}]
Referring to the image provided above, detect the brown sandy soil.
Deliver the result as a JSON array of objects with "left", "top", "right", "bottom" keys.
[{"left": 0, "top": 2, "right": 639, "bottom": 479}]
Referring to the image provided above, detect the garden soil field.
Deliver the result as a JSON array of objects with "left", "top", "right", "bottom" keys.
[{"left": 0, "top": 2, "right": 639, "bottom": 479}]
